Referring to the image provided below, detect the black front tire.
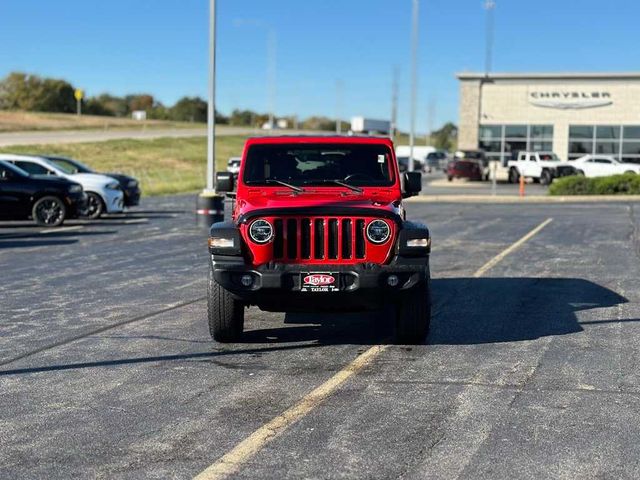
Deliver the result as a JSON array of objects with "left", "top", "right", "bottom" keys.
[
  {"left": 86, "top": 192, "right": 105, "bottom": 219},
  {"left": 32, "top": 196, "right": 66, "bottom": 227},
  {"left": 395, "top": 280, "right": 431, "bottom": 344},
  {"left": 540, "top": 169, "right": 552, "bottom": 185},
  {"left": 208, "top": 270, "right": 244, "bottom": 342}
]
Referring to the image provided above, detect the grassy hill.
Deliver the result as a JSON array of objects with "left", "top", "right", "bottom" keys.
[{"left": 0, "top": 111, "right": 201, "bottom": 132}]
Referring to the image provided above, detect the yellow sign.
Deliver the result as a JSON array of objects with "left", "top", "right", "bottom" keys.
[{"left": 74, "top": 89, "right": 84, "bottom": 101}]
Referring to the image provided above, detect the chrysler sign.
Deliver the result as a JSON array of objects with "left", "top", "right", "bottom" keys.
[{"left": 529, "top": 91, "right": 613, "bottom": 109}]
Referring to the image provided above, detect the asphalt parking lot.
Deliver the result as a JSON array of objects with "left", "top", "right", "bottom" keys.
[{"left": 2, "top": 195, "right": 640, "bottom": 479}]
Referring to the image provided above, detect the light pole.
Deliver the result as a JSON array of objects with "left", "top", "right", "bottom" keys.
[
  {"left": 484, "top": 0, "right": 495, "bottom": 76},
  {"left": 391, "top": 66, "right": 399, "bottom": 141},
  {"left": 196, "top": 0, "right": 224, "bottom": 229},
  {"left": 335, "top": 79, "right": 344, "bottom": 134},
  {"left": 408, "top": 0, "right": 419, "bottom": 172},
  {"left": 206, "top": 0, "right": 216, "bottom": 192}
]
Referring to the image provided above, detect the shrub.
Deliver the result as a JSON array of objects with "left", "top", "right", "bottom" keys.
[{"left": 549, "top": 173, "right": 640, "bottom": 195}]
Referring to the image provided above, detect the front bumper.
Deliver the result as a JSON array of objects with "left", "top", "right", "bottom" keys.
[
  {"left": 211, "top": 256, "right": 429, "bottom": 312},
  {"left": 123, "top": 186, "right": 141, "bottom": 207},
  {"left": 65, "top": 192, "right": 88, "bottom": 218},
  {"left": 103, "top": 188, "right": 125, "bottom": 213}
]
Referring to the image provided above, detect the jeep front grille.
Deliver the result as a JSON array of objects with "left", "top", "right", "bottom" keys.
[{"left": 272, "top": 217, "right": 367, "bottom": 263}]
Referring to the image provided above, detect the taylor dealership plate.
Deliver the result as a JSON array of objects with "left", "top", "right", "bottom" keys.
[{"left": 300, "top": 273, "right": 339, "bottom": 293}]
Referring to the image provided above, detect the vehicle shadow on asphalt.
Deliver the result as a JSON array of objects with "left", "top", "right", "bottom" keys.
[
  {"left": 0, "top": 230, "right": 116, "bottom": 249},
  {"left": 428, "top": 277, "right": 628, "bottom": 345},
  {"left": 0, "top": 278, "right": 628, "bottom": 377},
  {"left": 242, "top": 277, "right": 628, "bottom": 346}
]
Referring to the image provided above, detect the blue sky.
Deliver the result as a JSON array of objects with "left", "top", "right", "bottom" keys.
[{"left": 0, "top": 0, "right": 638, "bottom": 131}]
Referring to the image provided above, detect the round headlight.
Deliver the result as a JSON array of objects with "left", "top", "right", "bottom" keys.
[
  {"left": 249, "top": 219, "right": 273, "bottom": 244},
  {"left": 366, "top": 219, "right": 391, "bottom": 244}
]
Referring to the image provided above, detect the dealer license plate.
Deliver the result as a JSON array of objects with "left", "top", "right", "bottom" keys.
[{"left": 300, "top": 273, "right": 339, "bottom": 293}]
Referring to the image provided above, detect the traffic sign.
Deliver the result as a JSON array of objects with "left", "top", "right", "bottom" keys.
[{"left": 74, "top": 89, "right": 84, "bottom": 101}]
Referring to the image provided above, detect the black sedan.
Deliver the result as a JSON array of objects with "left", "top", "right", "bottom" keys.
[
  {"left": 38, "top": 155, "right": 141, "bottom": 207},
  {"left": 0, "top": 160, "right": 87, "bottom": 226}
]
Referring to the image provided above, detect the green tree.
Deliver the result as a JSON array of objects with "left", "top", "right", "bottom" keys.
[
  {"left": 0, "top": 72, "right": 75, "bottom": 113},
  {"left": 170, "top": 96, "right": 207, "bottom": 122},
  {"left": 431, "top": 122, "right": 458, "bottom": 151}
]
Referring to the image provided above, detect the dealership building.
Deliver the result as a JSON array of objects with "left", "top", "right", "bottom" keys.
[{"left": 457, "top": 72, "right": 640, "bottom": 163}]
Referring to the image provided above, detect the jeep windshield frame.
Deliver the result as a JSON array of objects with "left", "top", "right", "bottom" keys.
[{"left": 242, "top": 143, "right": 396, "bottom": 188}]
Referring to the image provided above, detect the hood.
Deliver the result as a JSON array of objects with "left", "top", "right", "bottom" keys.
[
  {"left": 236, "top": 189, "right": 401, "bottom": 220},
  {"left": 30, "top": 175, "right": 78, "bottom": 187},
  {"left": 105, "top": 173, "right": 135, "bottom": 183},
  {"left": 66, "top": 172, "right": 117, "bottom": 188}
]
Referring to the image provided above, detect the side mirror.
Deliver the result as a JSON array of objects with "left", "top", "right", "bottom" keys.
[
  {"left": 216, "top": 171, "right": 235, "bottom": 193},
  {"left": 0, "top": 170, "right": 12, "bottom": 181},
  {"left": 402, "top": 171, "right": 422, "bottom": 198}
]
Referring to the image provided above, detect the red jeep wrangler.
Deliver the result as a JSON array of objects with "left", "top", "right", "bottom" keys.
[{"left": 208, "top": 136, "right": 431, "bottom": 343}]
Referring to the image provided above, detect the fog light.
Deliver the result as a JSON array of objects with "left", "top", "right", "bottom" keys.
[
  {"left": 387, "top": 275, "right": 399, "bottom": 287},
  {"left": 240, "top": 275, "right": 253, "bottom": 287}
]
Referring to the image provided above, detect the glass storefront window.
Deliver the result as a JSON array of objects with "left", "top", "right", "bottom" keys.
[
  {"left": 569, "top": 141, "right": 591, "bottom": 155},
  {"left": 479, "top": 125, "right": 502, "bottom": 140},
  {"left": 596, "top": 126, "right": 620, "bottom": 139},
  {"left": 569, "top": 125, "right": 640, "bottom": 161},
  {"left": 622, "top": 142, "right": 640, "bottom": 155},
  {"left": 624, "top": 126, "right": 640, "bottom": 139},
  {"left": 504, "top": 125, "right": 527, "bottom": 138},
  {"left": 531, "top": 125, "right": 553, "bottom": 139},
  {"left": 478, "top": 125, "right": 554, "bottom": 161},
  {"left": 569, "top": 126, "right": 594, "bottom": 139},
  {"left": 595, "top": 142, "right": 620, "bottom": 155}
]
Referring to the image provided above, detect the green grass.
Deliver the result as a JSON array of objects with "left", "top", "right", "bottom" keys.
[{"left": 0, "top": 136, "right": 248, "bottom": 196}]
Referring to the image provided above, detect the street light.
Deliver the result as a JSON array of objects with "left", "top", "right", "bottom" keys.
[
  {"left": 408, "top": 0, "right": 419, "bottom": 172},
  {"left": 196, "top": 0, "right": 224, "bottom": 229},
  {"left": 484, "top": 0, "right": 496, "bottom": 76}
]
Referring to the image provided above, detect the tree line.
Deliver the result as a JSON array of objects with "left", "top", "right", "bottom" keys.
[{"left": 0, "top": 72, "right": 458, "bottom": 145}]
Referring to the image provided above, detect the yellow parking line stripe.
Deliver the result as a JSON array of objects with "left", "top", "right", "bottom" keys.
[
  {"left": 473, "top": 218, "right": 553, "bottom": 278},
  {"left": 194, "top": 345, "right": 386, "bottom": 480},
  {"left": 193, "top": 217, "right": 554, "bottom": 480}
]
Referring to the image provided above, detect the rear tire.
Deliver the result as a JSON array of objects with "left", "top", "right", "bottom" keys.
[
  {"left": 509, "top": 168, "right": 520, "bottom": 184},
  {"left": 395, "top": 280, "right": 431, "bottom": 344},
  {"left": 208, "top": 270, "right": 244, "bottom": 342},
  {"left": 624, "top": 170, "right": 635, "bottom": 175},
  {"left": 32, "top": 196, "right": 66, "bottom": 227},
  {"left": 576, "top": 169, "right": 585, "bottom": 176},
  {"left": 447, "top": 176, "right": 453, "bottom": 182}
]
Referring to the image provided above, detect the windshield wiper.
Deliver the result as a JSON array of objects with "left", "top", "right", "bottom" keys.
[
  {"left": 303, "top": 179, "right": 363, "bottom": 193},
  {"left": 259, "top": 179, "right": 304, "bottom": 192}
]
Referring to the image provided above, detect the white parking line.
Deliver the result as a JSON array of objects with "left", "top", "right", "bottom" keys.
[
  {"left": 193, "top": 217, "right": 556, "bottom": 480},
  {"left": 123, "top": 218, "right": 149, "bottom": 224},
  {"left": 40, "top": 226, "right": 84, "bottom": 234}
]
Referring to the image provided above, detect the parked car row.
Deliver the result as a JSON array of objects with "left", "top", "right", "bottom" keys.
[{"left": 0, "top": 154, "right": 141, "bottom": 227}]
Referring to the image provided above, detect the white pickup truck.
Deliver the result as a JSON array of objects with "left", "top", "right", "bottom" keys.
[{"left": 507, "top": 151, "right": 577, "bottom": 185}]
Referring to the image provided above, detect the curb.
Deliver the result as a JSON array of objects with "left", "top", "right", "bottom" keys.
[{"left": 407, "top": 195, "right": 640, "bottom": 204}]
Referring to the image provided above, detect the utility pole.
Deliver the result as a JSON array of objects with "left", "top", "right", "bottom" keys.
[
  {"left": 335, "top": 79, "right": 344, "bottom": 134},
  {"left": 267, "top": 28, "right": 277, "bottom": 128},
  {"left": 426, "top": 97, "right": 436, "bottom": 146},
  {"left": 196, "top": 0, "right": 224, "bottom": 229},
  {"left": 484, "top": 0, "right": 495, "bottom": 76},
  {"left": 408, "top": 0, "right": 419, "bottom": 172},
  {"left": 391, "top": 66, "right": 399, "bottom": 141},
  {"left": 206, "top": 0, "right": 216, "bottom": 192}
]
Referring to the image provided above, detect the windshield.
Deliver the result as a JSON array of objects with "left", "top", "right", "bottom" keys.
[
  {"left": 48, "top": 157, "right": 94, "bottom": 174},
  {"left": 243, "top": 143, "right": 395, "bottom": 187},
  {"left": 539, "top": 153, "right": 560, "bottom": 161}
]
